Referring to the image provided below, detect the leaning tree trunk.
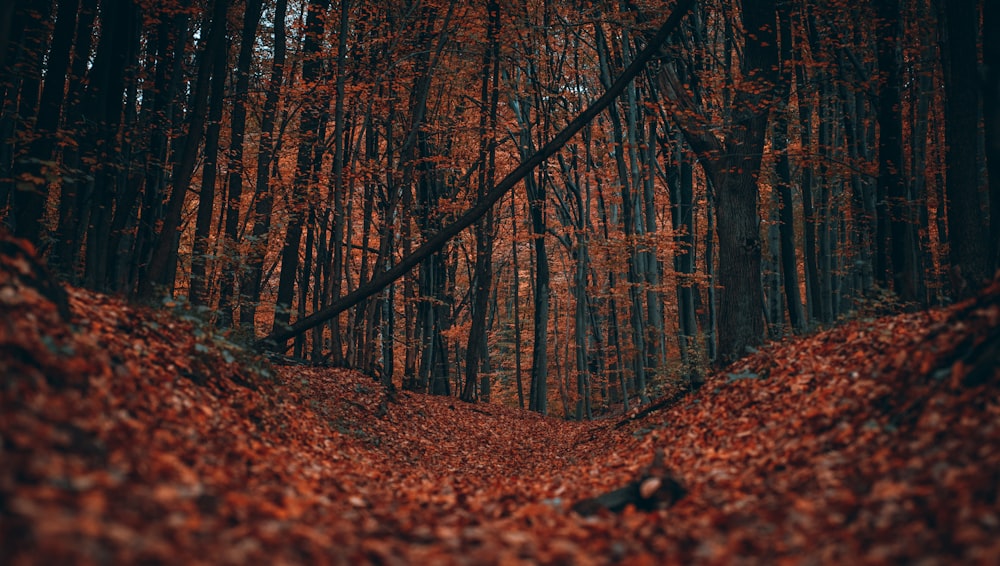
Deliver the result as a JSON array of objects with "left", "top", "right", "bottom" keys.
[{"left": 254, "top": 0, "right": 697, "bottom": 349}]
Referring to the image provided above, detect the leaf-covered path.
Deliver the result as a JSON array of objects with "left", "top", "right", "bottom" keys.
[{"left": 2, "top": 245, "right": 999, "bottom": 564}]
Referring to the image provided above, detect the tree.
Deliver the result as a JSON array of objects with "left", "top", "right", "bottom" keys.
[
  {"left": 217, "top": 0, "right": 263, "bottom": 327},
  {"left": 461, "top": 0, "right": 501, "bottom": 403},
  {"left": 141, "top": 0, "right": 229, "bottom": 298},
  {"left": 10, "top": 0, "right": 78, "bottom": 247},
  {"left": 874, "top": 0, "right": 920, "bottom": 304},
  {"left": 242, "top": 0, "right": 288, "bottom": 331},
  {"left": 941, "top": 0, "right": 991, "bottom": 297},
  {"left": 656, "top": 0, "right": 778, "bottom": 362},
  {"left": 189, "top": 2, "right": 230, "bottom": 306},
  {"left": 986, "top": 0, "right": 999, "bottom": 267},
  {"left": 270, "top": 0, "right": 329, "bottom": 350},
  {"left": 772, "top": 0, "right": 805, "bottom": 332}
]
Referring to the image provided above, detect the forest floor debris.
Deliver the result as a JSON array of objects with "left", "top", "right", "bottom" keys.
[{"left": 2, "top": 244, "right": 999, "bottom": 564}]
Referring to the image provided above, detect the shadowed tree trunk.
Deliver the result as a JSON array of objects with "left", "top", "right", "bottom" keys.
[
  {"left": 985, "top": 0, "right": 1000, "bottom": 268},
  {"left": 271, "top": 0, "right": 329, "bottom": 349},
  {"left": 942, "top": 0, "right": 990, "bottom": 297},
  {"left": 241, "top": 0, "right": 286, "bottom": 330},
  {"left": 11, "top": 0, "right": 78, "bottom": 247},
  {"left": 217, "top": 0, "right": 263, "bottom": 327},
  {"left": 189, "top": 8, "right": 229, "bottom": 307},
  {"left": 875, "top": 0, "right": 919, "bottom": 304},
  {"left": 141, "top": 0, "right": 229, "bottom": 299},
  {"left": 50, "top": 0, "right": 98, "bottom": 281},
  {"left": 767, "top": 0, "right": 804, "bottom": 333},
  {"left": 462, "top": 0, "right": 499, "bottom": 403},
  {"left": 656, "top": 0, "right": 777, "bottom": 363}
]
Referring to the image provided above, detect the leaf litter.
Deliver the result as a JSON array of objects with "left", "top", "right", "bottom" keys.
[{"left": 2, "top": 241, "right": 998, "bottom": 564}]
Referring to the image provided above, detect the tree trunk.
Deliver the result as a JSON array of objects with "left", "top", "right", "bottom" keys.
[
  {"left": 12, "top": 0, "right": 78, "bottom": 248},
  {"left": 7, "top": 0, "right": 52, "bottom": 245},
  {"left": 526, "top": 169, "right": 550, "bottom": 415},
  {"left": 511, "top": 190, "right": 525, "bottom": 410},
  {"left": 81, "top": 0, "right": 138, "bottom": 292},
  {"left": 189, "top": 12, "right": 229, "bottom": 307},
  {"left": 985, "top": 0, "right": 1000, "bottom": 269},
  {"left": 942, "top": 0, "right": 991, "bottom": 298},
  {"left": 217, "top": 0, "right": 263, "bottom": 327},
  {"left": 141, "top": 0, "right": 228, "bottom": 298},
  {"left": 875, "top": 0, "right": 918, "bottom": 303},
  {"left": 271, "top": 0, "right": 329, "bottom": 348},
  {"left": 666, "top": 130, "right": 700, "bottom": 381},
  {"left": 327, "top": 0, "right": 351, "bottom": 364},
  {"left": 462, "top": 0, "right": 499, "bottom": 403},
  {"left": 241, "top": 0, "right": 286, "bottom": 330},
  {"left": 772, "top": 0, "right": 805, "bottom": 332},
  {"left": 657, "top": 0, "right": 776, "bottom": 362}
]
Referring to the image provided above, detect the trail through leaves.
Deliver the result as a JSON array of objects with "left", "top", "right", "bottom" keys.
[{"left": 2, "top": 244, "right": 999, "bottom": 564}]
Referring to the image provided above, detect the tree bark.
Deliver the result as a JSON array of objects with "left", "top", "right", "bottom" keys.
[
  {"left": 270, "top": 0, "right": 329, "bottom": 348},
  {"left": 241, "top": 0, "right": 286, "bottom": 330},
  {"left": 12, "top": 0, "right": 78, "bottom": 247},
  {"left": 942, "top": 0, "right": 991, "bottom": 298},
  {"left": 141, "top": 0, "right": 229, "bottom": 298},
  {"left": 985, "top": 0, "right": 1000, "bottom": 269},
  {"left": 217, "top": 0, "right": 263, "bottom": 327},
  {"left": 189, "top": 10, "right": 229, "bottom": 306},
  {"left": 875, "top": 0, "right": 918, "bottom": 303},
  {"left": 462, "top": 0, "right": 500, "bottom": 403},
  {"left": 773, "top": 109, "right": 805, "bottom": 331},
  {"left": 81, "top": 0, "right": 138, "bottom": 292},
  {"left": 656, "top": 0, "right": 776, "bottom": 362}
]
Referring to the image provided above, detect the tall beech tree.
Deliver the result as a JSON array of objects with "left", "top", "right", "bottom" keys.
[
  {"left": 271, "top": 0, "right": 329, "bottom": 350},
  {"left": 217, "top": 0, "right": 264, "bottom": 328},
  {"left": 461, "top": 0, "right": 501, "bottom": 403},
  {"left": 141, "top": 0, "right": 229, "bottom": 298},
  {"left": 942, "top": 0, "right": 990, "bottom": 298},
  {"left": 987, "top": 0, "right": 1000, "bottom": 267},
  {"left": 656, "top": 0, "right": 779, "bottom": 362}
]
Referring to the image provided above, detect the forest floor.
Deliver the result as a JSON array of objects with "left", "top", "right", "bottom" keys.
[{"left": 2, "top": 239, "right": 1000, "bottom": 565}]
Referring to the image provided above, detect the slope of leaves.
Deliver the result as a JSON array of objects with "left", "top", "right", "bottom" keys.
[{"left": 2, "top": 242, "right": 998, "bottom": 564}]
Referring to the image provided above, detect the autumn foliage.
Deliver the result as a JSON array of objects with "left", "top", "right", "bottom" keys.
[{"left": 2, "top": 232, "right": 998, "bottom": 564}]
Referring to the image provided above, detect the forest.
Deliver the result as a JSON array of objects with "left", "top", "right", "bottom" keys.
[
  {"left": 1, "top": 0, "right": 999, "bottom": 561},
  {"left": 1, "top": 0, "right": 997, "bottom": 416}
]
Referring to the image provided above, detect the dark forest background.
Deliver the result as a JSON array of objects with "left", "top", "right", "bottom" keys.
[{"left": 1, "top": 0, "right": 996, "bottom": 418}]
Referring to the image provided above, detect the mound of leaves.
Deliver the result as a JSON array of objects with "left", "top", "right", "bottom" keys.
[{"left": 2, "top": 234, "right": 998, "bottom": 564}]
